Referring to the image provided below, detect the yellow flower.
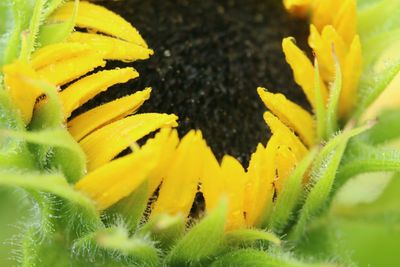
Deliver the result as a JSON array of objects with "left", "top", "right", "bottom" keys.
[
  {"left": 2, "top": 0, "right": 371, "bottom": 232},
  {"left": 2, "top": 1, "right": 177, "bottom": 210},
  {"left": 282, "top": 0, "right": 361, "bottom": 118},
  {"left": 68, "top": 0, "right": 364, "bottom": 230}
]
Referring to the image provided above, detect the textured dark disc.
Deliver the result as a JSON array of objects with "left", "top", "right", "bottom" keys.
[{"left": 79, "top": 0, "right": 309, "bottom": 165}]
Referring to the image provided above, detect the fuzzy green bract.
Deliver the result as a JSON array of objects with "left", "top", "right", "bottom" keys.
[{"left": 1, "top": 0, "right": 400, "bottom": 266}]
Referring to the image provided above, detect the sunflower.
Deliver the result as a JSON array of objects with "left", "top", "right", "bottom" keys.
[{"left": 1, "top": 0, "right": 400, "bottom": 266}]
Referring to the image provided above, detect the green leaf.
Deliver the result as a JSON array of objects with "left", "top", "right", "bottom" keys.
[
  {"left": 225, "top": 228, "right": 281, "bottom": 246},
  {"left": 358, "top": 0, "right": 400, "bottom": 41},
  {"left": 297, "top": 210, "right": 400, "bottom": 267},
  {"left": 211, "top": 249, "right": 335, "bottom": 267},
  {"left": 268, "top": 149, "right": 318, "bottom": 233},
  {"left": 165, "top": 198, "right": 228, "bottom": 266},
  {"left": 355, "top": 34, "right": 400, "bottom": 119},
  {"left": 331, "top": 172, "right": 400, "bottom": 222}
]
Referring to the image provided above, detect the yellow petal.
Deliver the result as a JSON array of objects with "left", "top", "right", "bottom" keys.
[
  {"left": 312, "top": 0, "right": 342, "bottom": 30},
  {"left": 220, "top": 155, "right": 247, "bottom": 230},
  {"left": 60, "top": 67, "right": 139, "bottom": 118},
  {"left": 3, "top": 61, "right": 43, "bottom": 124},
  {"left": 51, "top": 1, "right": 147, "bottom": 47},
  {"left": 36, "top": 51, "right": 106, "bottom": 86},
  {"left": 308, "top": 25, "right": 347, "bottom": 82},
  {"left": 275, "top": 145, "right": 298, "bottom": 193},
  {"left": 245, "top": 140, "right": 277, "bottom": 227},
  {"left": 333, "top": 0, "right": 357, "bottom": 45},
  {"left": 80, "top": 113, "right": 178, "bottom": 171},
  {"left": 282, "top": 37, "right": 328, "bottom": 109},
  {"left": 201, "top": 146, "right": 225, "bottom": 212},
  {"left": 68, "top": 88, "right": 151, "bottom": 141},
  {"left": 75, "top": 132, "right": 163, "bottom": 210},
  {"left": 31, "top": 42, "right": 90, "bottom": 70},
  {"left": 147, "top": 128, "right": 179, "bottom": 196},
  {"left": 202, "top": 148, "right": 247, "bottom": 230},
  {"left": 257, "top": 87, "right": 315, "bottom": 147},
  {"left": 263, "top": 111, "right": 308, "bottom": 159},
  {"left": 340, "top": 35, "right": 362, "bottom": 118},
  {"left": 68, "top": 32, "right": 154, "bottom": 62},
  {"left": 151, "top": 130, "right": 205, "bottom": 218},
  {"left": 283, "top": 0, "right": 313, "bottom": 17}
]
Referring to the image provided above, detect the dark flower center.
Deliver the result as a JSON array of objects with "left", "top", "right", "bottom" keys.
[{"left": 91, "top": 0, "right": 309, "bottom": 164}]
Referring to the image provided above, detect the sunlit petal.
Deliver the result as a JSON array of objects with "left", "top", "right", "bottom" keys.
[
  {"left": 68, "top": 88, "right": 151, "bottom": 141},
  {"left": 80, "top": 113, "right": 178, "bottom": 171}
]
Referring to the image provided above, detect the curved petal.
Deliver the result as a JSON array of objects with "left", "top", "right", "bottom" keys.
[
  {"left": 68, "top": 88, "right": 151, "bottom": 141},
  {"left": 75, "top": 130, "right": 167, "bottom": 210},
  {"left": 282, "top": 37, "right": 328, "bottom": 109},
  {"left": 80, "top": 113, "right": 178, "bottom": 171},
  {"left": 257, "top": 87, "right": 315, "bottom": 147},
  {"left": 60, "top": 67, "right": 139, "bottom": 118},
  {"left": 263, "top": 111, "right": 308, "bottom": 159},
  {"left": 37, "top": 51, "right": 106, "bottom": 86},
  {"left": 151, "top": 130, "right": 205, "bottom": 218},
  {"left": 31, "top": 42, "right": 90, "bottom": 69},
  {"left": 3, "top": 61, "right": 43, "bottom": 124},
  {"left": 68, "top": 32, "right": 154, "bottom": 62},
  {"left": 50, "top": 1, "right": 147, "bottom": 47}
]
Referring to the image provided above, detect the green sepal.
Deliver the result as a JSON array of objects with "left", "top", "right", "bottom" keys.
[
  {"left": 1, "top": 127, "right": 86, "bottom": 183},
  {"left": 0, "top": 171, "right": 99, "bottom": 227},
  {"left": 297, "top": 173, "right": 400, "bottom": 266},
  {"left": 225, "top": 228, "right": 281, "bottom": 247},
  {"left": 0, "top": 0, "right": 29, "bottom": 67},
  {"left": 165, "top": 198, "right": 228, "bottom": 266},
  {"left": 19, "top": 0, "right": 47, "bottom": 61},
  {"left": 72, "top": 226, "right": 160, "bottom": 267},
  {"left": 267, "top": 149, "right": 318, "bottom": 233},
  {"left": 360, "top": 108, "right": 400, "bottom": 145},
  {"left": 137, "top": 213, "right": 186, "bottom": 250},
  {"left": 289, "top": 125, "right": 370, "bottom": 242},
  {"left": 106, "top": 180, "right": 150, "bottom": 233},
  {"left": 210, "top": 249, "right": 334, "bottom": 267},
  {"left": 42, "top": 0, "right": 66, "bottom": 18},
  {"left": 37, "top": 0, "right": 78, "bottom": 47},
  {"left": 26, "top": 79, "right": 86, "bottom": 183},
  {"left": 339, "top": 141, "right": 400, "bottom": 182},
  {"left": 313, "top": 58, "right": 327, "bottom": 141},
  {"left": 0, "top": 89, "right": 36, "bottom": 170},
  {"left": 325, "top": 51, "right": 342, "bottom": 137}
]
